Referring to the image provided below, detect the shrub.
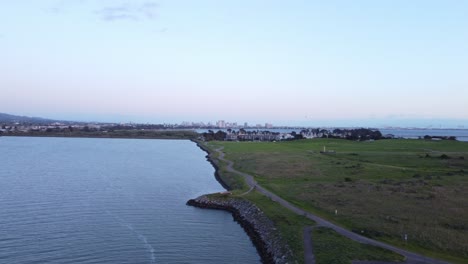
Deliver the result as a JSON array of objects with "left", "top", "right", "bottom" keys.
[{"left": 440, "top": 154, "right": 450, "bottom": 159}]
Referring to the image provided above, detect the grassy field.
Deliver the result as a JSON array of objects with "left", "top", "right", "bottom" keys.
[
  {"left": 312, "top": 227, "right": 405, "bottom": 263},
  {"left": 206, "top": 139, "right": 468, "bottom": 263},
  {"left": 241, "top": 191, "right": 404, "bottom": 264},
  {"left": 242, "top": 191, "right": 315, "bottom": 263}
]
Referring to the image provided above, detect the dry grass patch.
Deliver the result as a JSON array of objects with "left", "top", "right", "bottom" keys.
[{"left": 212, "top": 139, "right": 468, "bottom": 263}]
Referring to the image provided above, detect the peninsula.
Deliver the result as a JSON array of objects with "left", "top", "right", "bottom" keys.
[
  {"left": 189, "top": 138, "right": 467, "bottom": 264},
  {"left": 2, "top": 112, "right": 467, "bottom": 263}
]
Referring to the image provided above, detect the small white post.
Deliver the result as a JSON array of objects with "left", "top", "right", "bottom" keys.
[{"left": 335, "top": 209, "right": 338, "bottom": 215}]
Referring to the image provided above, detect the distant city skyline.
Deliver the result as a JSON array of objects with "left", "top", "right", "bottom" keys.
[
  {"left": 1, "top": 1, "right": 467, "bottom": 128},
  {"left": 4, "top": 111, "right": 467, "bottom": 129},
  {"left": 2, "top": 110, "right": 468, "bottom": 130}
]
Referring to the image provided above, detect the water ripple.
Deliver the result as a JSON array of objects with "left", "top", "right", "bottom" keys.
[{"left": 0, "top": 138, "right": 260, "bottom": 263}]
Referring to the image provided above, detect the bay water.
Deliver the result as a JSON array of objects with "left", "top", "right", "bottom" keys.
[{"left": 0, "top": 137, "right": 260, "bottom": 263}]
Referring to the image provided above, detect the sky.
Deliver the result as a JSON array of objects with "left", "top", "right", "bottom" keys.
[{"left": 1, "top": 0, "right": 467, "bottom": 127}]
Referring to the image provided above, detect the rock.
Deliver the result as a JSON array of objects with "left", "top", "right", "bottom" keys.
[{"left": 187, "top": 195, "right": 293, "bottom": 264}]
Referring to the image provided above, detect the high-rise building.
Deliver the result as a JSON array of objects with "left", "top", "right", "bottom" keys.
[{"left": 216, "top": 120, "right": 225, "bottom": 128}]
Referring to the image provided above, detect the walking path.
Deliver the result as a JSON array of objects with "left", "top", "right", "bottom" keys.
[
  {"left": 303, "top": 226, "right": 315, "bottom": 264},
  {"left": 238, "top": 185, "right": 255, "bottom": 196},
  {"left": 214, "top": 147, "right": 450, "bottom": 264}
]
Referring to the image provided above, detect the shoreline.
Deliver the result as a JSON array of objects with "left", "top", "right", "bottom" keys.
[
  {"left": 190, "top": 140, "right": 293, "bottom": 264},
  {"left": 187, "top": 195, "right": 292, "bottom": 264},
  {"left": 1, "top": 131, "right": 197, "bottom": 140},
  {"left": 1, "top": 134, "right": 191, "bottom": 140},
  {"left": 191, "top": 140, "right": 231, "bottom": 191}
]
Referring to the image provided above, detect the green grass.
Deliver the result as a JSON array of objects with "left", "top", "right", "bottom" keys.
[
  {"left": 243, "top": 191, "right": 406, "bottom": 264},
  {"left": 313, "top": 227, "right": 405, "bottom": 264},
  {"left": 206, "top": 139, "right": 468, "bottom": 263},
  {"left": 243, "top": 191, "right": 315, "bottom": 263},
  {"left": 208, "top": 149, "right": 249, "bottom": 192}
]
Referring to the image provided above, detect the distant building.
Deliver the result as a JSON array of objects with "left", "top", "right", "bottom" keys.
[
  {"left": 237, "top": 133, "right": 281, "bottom": 141},
  {"left": 216, "top": 120, "right": 225, "bottom": 128},
  {"left": 225, "top": 133, "right": 238, "bottom": 141}
]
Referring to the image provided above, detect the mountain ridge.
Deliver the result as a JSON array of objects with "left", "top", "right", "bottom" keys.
[{"left": 0, "top": 112, "right": 73, "bottom": 124}]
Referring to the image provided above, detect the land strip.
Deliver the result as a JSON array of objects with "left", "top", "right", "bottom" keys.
[
  {"left": 2, "top": 130, "right": 198, "bottom": 140},
  {"left": 303, "top": 226, "right": 315, "bottom": 264},
  {"left": 213, "top": 146, "right": 450, "bottom": 264}
]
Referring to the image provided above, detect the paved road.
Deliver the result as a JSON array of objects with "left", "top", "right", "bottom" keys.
[
  {"left": 214, "top": 147, "right": 450, "bottom": 264},
  {"left": 303, "top": 226, "right": 315, "bottom": 264}
]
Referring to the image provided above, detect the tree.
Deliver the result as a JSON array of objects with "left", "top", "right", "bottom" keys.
[
  {"left": 333, "top": 128, "right": 343, "bottom": 134},
  {"left": 294, "top": 133, "right": 304, "bottom": 140},
  {"left": 214, "top": 130, "right": 227, "bottom": 141}
]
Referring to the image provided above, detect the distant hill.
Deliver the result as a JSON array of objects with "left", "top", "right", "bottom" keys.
[{"left": 0, "top": 113, "right": 70, "bottom": 124}]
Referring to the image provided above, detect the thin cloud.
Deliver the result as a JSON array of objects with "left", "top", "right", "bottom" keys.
[
  {"left": 139, "top": 2, "right": 158, "bottom": 19},
  {"left": 45, "top": 0, "right": 87, "bottom": 15},
  {"left": 96, "top": 2, "right": 159, "bottom": 22},
  {"left": 96, "top": 6, "right": 138, "bottom": 21},
  {"left": 46, "top": 6, "right": 61, "bottom": 14}
]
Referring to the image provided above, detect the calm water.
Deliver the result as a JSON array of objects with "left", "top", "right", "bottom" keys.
[
  {"left": 0, "top": 137, "right": 260, "bottom": 263},
  {"left": 380, "top": 129, "right": 468, "bottom": 141}
]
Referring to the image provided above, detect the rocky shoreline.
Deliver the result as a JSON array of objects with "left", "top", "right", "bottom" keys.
[
  {"left": 187, "top": 195, "right": 293, "bottom": 264},
  {"left": 190, "top": 140, "right": 293, "bottom": 264},
  {"left": 192, "top": 140, "right": 231, "bottom": 190}
]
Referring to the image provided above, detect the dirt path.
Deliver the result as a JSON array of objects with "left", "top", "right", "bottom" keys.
[
  {"left": 303, "top": 226, "right": 315, "bottom": 264},
  {"left": 237, "top": 185, "right": 255, "bottom": 196},
  {"left": 214, "top": 147, "right": 450, "bottom": 264}
]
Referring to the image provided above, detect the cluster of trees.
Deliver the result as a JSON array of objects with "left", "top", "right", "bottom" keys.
[
  {"left": 202, "top": 130, "right": 227, "bottom": 141},
  {"left": 335, "top": 128, "right": 383, "bottom": 141},
  {"left": 202, "top": 129, "right": 301, "bottom": 142},
  {"left": 202, "top": 128, "right": 386, "bottom": 142},
  {"left": 236, "top": 129, "right": 281, "bottom": 136},
  {"left": 289, "top": 131, "right": 305, "bottom": 140},
  {"left": 107, "top": 124, "right": 166, "bottom": 131},
  {"left": 422, "top": 135, "right": 457, "bottom": 141},
  {"left": 2, "top": 124, "right": 198, "bottom": 139},
  {"left": 301, "top": 128, "right": 384, "bottom": 141}
]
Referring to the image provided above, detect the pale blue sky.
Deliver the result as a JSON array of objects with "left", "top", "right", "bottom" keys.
[{"left": 1, "top": 0, "right": 467, "bottom": 127}]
